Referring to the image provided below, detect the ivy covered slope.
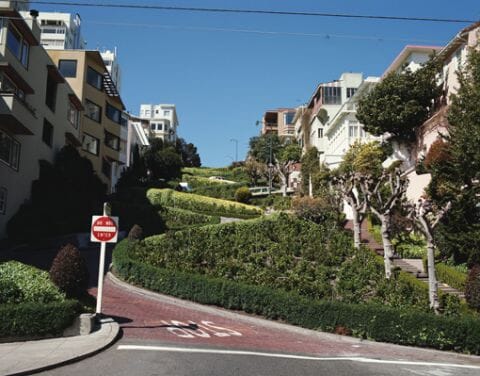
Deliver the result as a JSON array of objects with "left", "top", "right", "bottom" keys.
[
  {"left": 127, "top": 214, "right": 431, "bottom": 308},
  {"left": 147, "top": 189, "right": 262, "bottom": 219},
  {"left": 0, "top": 262, "right": 79, "bottom": 338}
]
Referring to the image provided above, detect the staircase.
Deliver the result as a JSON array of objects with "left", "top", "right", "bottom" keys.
[{"left": 344, "top": 220, "right": 465, "bottom": 299}]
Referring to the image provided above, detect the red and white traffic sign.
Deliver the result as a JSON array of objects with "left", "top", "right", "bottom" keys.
[{"left": 91, "top": 215, "right": 119, "bottom": 243}]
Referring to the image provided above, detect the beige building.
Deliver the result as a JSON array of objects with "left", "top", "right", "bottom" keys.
[
  {"left": 47, "top": 50, "right": 127, "bottom": 192},
  {"left": 261, "top": 108, "right": 296, "bottom": 138},
  {"left": 0, "top": 2, "right": 83, "bottom": 238}
]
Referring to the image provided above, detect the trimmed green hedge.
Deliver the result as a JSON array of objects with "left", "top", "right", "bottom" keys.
[
  {"left": 0, "top": 300, "right": 80, "bottom": 339},
  {"left": 159, "top": 206, "right": 220, "bottom": 230},
  {"left": 147, "top": 189, "right": 262, "bottom": 219},
  {"left": 436, "top": 263, "right": 468, "bottom": 292},
  {"left": 112, "top": 239, "right": 480, "bottom": 354}
]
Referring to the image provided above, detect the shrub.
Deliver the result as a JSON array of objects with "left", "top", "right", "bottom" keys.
[
  {"left": 424, "top": 139, "right": 451, "bottom": 170},
  {"left": 292, "top": 196, "right": 340, "bottom": 225},
  {"left": 128, "top": 224, "right": 144, "bottom": 241},
  {"left": 234, "top": 187, "right": 252, "bottom": 204},
  {"left": 465, "top": 265, "right": 480, "bottom": 310},
  {"left": 147, "top": 189, "right": 262, "bottom": 219},
  {"left": 0, "top": 300, "right": 80, "bottom": 339},
  {"left": 50, "top": 244, "right": 89, "bottom": 299},
  {"left": 0, "top": 261, "right": 65, "bottom": 303},
  {"left": 159, "top": 207, "right": 220, "bottom": 230},
  {"left": 112, "top": 239, "right": 480, "bottom": 354}
]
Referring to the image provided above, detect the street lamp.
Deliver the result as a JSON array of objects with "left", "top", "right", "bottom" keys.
[{"left": 230, "top": 138, "right": 238, "bottom": 162}]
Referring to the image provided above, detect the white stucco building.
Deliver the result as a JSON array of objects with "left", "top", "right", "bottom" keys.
[
  {"left": 100, "top": 49, "right": 122, "bottom": 93},
  {"left": 139, "top": 104, "right": 179, "bottom": 143}
]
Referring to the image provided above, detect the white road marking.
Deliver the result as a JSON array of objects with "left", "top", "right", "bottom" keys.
[
  {"left": 159, "top": 320, "right": 243, "bottom": 339},
  {"left": 116, "top": 345, "right": 480, "bottom": 370}
]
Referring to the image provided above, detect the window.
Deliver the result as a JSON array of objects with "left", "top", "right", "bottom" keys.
[
  {"left": 284, "top": 112, "right": 295, "bottom": 125},
  {"left": 86, "top": 66, "right": 103, "bottom": 90},
  {"left": 106, "top": 103, "right": 121, "bottom": 124},
  {"left": 45, "top": 75, "right": 57, "bottom": 112},
  {"left": 318, "top": 128, "right": 323, "bottom": 138},
  {"left": 42, "top": 119, "right": 54, "bottom": 147},
  {"left": 102, "top": 158, "right": 111, "bottom": 178},
  {"left": 82, "top": 133, "right": 99, "bottom": 155},
  {"left": 67, "top": 102, "right": 79, "bottom": 129},
  {"left": 323, "top": 86, "right": 342, "bottom": 105},
  {"left": 121, "top": 113, "right": 128, "bottom": 127},
  {"left": 150, "top": 123, "right": 156, "bottom": 130},
  {"left": 0, "top": 187, "right": 6, "bottom": 215},
  {"left": 7, "top": 24, "right": 29, "bottom": 68},
  {"left": 163, "top": 110, "right": 171, "bottom": 116},
  {"left": 346, "top": 88, "right": 357, "bottom": 98},
  {"left": 349, "top": 125, "right": 359, "bottom": 138},
  {"left": 85, "top": 99, "right": 101, "bottom": 122},
  {"left": 157, "top": 123, "right": 163, "bottom": 131},
  {"left": 105, "top": 131, "right": 120, "bottom": 151},
  {"left": 58, "top": 60, "right": 77, "bottom": 78},
  {"left": 0, "top": 74, "right": 17, "bottom": 95},
  {"left": 0, "top": 130, "right": 20, "bottom": 170}
]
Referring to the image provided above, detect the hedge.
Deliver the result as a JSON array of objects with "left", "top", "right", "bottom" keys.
[
  {"left": 436, "top": 263, "right": 468, "bottom": 292},
  {"left": 159, "top": 206, "right": 220, "bottom": 230},
  {"left": 147, "top": 189, "right": 262, "bottom": 219},
  {"left": 0, "top": 300, "right": 80, "bottom": 339},
  {"left": 112, "top": 239, "right": 480, "bottom": 354}
]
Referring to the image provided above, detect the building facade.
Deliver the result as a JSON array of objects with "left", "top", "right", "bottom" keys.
[
  {"left": 100, "top": 49, "right": 121, "bottom": 93},
  {"left": 139, "top": 104, "right": 179, "bottom": 143},
  {"left": 46, "top": 50, "right": 127, "bottom": 192},
  {"left": 261, "top": 108, "right": 296, "bottom": 138},
  {"left": 0, "top": 2, "right": 83, "bottom": 237}
]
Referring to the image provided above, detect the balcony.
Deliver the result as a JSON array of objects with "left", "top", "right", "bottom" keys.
[
  {"left": 0, "top": 93, "right": 36, "bottom": 135},
  {"left": 0, "top": 1, "right": 29, "bottom": 12}
]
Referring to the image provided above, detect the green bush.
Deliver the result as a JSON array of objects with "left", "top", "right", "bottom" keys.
[
  {"left": 292, "top": 196, "right": 341, "bottom": 225},
  {"left": 234, "top": 187, "right": 252, "bottom": 204},
  {"left": 0, "top": 261, "right": 65, "bottom": 303},
  {"left": 112, "top": 239, "right": 480, "bottom": 354},
  {"left": 436, "top": 263, "right": 468, "bottom": 291},
  {"left": 147, "top": 189, "right": 262, "bottom": 219},
  {"left": 192, "top": 183, "right": 245, "bottom": 200},
  {"left": 49, "top": 244, "right": 89, "bottom": 299},
  {"left": 0, "top": 300, "right": 80, "bottom": 339},
  {"left": 159, "top": 207, "right": 220, "bottom": 230},
  {"left": 0, "top": 279, "right": 24, "bottom": 304}
]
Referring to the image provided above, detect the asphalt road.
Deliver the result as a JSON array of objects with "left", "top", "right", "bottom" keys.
[{"left": 37, "top": 339, "right": 480, "bottom": 376}]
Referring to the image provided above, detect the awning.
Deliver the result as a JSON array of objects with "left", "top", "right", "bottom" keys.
[
  {"left": 0, "top": 62, "right": 34, "bottom": 94},
  {"left": 47, "top": 65, "right": 65, "bottom": 84},
  {"left": 0, "top": 113, "right": 33, "bottom": 135},
  {"left": 68, "top": 93, "right": 84, "bottom": 111}
]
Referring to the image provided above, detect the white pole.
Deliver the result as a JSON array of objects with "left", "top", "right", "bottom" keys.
[{"left": 96, "top": 203, "right": 109, "bottom": 316}]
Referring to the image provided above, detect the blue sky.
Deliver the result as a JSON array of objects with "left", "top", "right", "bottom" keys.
[{"left": 34, "top": 0, "right": 480, "bottom": 166}]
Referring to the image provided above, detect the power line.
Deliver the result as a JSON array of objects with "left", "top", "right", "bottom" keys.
[
  {"left": 83, "top": 20, "right": 445, "bottom": 44},
  {"left": 20, "top": 1, "right": 477, "bottom": 24}
]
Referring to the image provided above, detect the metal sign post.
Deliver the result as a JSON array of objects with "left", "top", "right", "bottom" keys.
[{"left": 91, "top": 203, "right": 119, "bottom": 316}]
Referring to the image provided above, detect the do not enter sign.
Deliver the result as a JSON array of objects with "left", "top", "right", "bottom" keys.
[{"left": 91, "top": 215, "right": 119, "bottom": 243}]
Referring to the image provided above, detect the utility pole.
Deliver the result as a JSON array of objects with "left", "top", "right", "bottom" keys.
[{"left": 230, "top": 138, "right": 238, "bottom": 163}]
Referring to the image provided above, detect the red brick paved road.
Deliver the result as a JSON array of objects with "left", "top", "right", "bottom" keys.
[{"left": 90, "top": 274, "right": 480, "bottom": 366}]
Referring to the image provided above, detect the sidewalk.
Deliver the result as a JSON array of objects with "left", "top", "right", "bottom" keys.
[{"left": 0, "top": 318, "right": 119, "bottom": 376}]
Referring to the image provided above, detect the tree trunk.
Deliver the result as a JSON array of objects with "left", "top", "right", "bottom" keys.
[
  {"left": 426, "top": 240, "right": 440, "bottom": 313},
  {"left": 309, "top": 175, "right": 313, "bottom": 198},
  {"left": 380, "top": 215, "right": 394, "bottom": 279},
  {"left": 351, "top": 206, "right": 361, "bottom": 250}
]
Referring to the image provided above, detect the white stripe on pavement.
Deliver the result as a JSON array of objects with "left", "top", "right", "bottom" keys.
[{"left": 117, "top": 345, "right": 480, "bottom": 369}]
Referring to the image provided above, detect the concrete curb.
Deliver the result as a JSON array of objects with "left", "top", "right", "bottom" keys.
[{"left": 0, "top": 317, "right": 120, "bottom": 376}]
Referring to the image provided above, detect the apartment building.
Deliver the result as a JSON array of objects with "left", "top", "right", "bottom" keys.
[
  {"left": 0, "top": 2, "right": 83, "bottom": 238},
  {"left": 293, "top": 73, "right": 378, "bottom": 167},
  {"left": 126, "top": 113, "right": 149, "bottom": 167},
  {"left": 382, "top": 32, "right": 479, "bottom": 201},
  {"left": 47, "top": 50, "right": 127, "bottom": 192},
  {"left": 139, "top": 104, "right": 179, "bottom": 143},
  {"left": 100, "top": 49, "right": 121, "bottom": 93},
  {"left": 261, "top": 108, "right": 296, "bottom": 138},
  {"left": 27, "top": 11, "right": 85, "bottom": 50}
]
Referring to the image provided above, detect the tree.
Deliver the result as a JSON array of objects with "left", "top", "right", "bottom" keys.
[
  {"left": 245, "top": 158, "right": 266, "bottom": 186},
  {"left": 356, "top": 59, "right": 441, "bottom": 143},
  {"left": 334, "top": 141, "right": 387, "bottom": 249},
  {"left": 300, "top": 147, "right": 320, "bottom": 196},
  {"left": 175, "top": 138, "right": 201, "bottom": 167},
  {"left": 363, "top": 168, "right": 408, "bottom": 279},
  {"left": 429, "top": 48, "right": 480, "bottom": 265},
  {"left": 274, "top": 143, "right": 302, "bottom": 196},
  {"left": 407, "top": 198, "right": 451, "bottom": 313},
  {"left": 248, "top": 134, "right": 281, "bottom": 164},
  {"left": 143, "top": 138, "right": 183, "bottom": 181}
]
